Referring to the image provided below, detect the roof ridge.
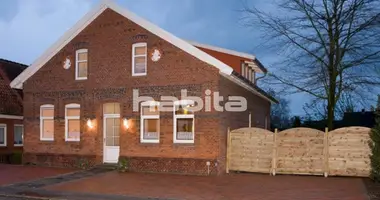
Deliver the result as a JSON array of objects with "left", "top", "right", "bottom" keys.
[
  {"left": 0, "top": 58, "right": 28, "bottom": 68},
  {"left": 186, "top": 40, "right": 256, "bottom": 60}
]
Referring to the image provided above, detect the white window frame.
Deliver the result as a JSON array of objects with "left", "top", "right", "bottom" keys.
[
  {"left": 245, "top": 66, "right": 249, "bottom": 79},
  {"left": 140, "top": 101, "right": 160, "bottom": 143},
  {"left": 14, "top": 124, "right": 23, "bottom": 147},
  {"left": 248, "top": 68, "right": 252, "bottom": 81},
  {"left": 173, "top": 100, "right": 195, "bottom": 144},
  {"left": 65, "top": 103, "right": 81, "bottom": 142},
  {"left": 0, "top": 124, "right": 6, "bottom": 147},
  {"left": 132, "top": 42, "right": 147, "bottom": 76},
  {"left": 241, "top": 63, "right": 245, "bottom": 77},
  {"left": 75, "top": 49, "right": 88, "bottom": 80},
  {"left": 40, "top": 104, "right": 54, "bottom": 141}
]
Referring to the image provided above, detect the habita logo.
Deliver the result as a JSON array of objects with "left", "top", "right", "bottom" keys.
[{"left": 133, "top": 89, "right": 247, "bottom": 112}]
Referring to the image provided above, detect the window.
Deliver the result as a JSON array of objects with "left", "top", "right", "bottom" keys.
[
  {"left": 0, "top": 124, "right": 6, "bottom": 147},
  {"left": 248, "top": 68, "right": 252, "bottom": 81},
  {"left": 75, "top": 49, "right": 88, "bottom": 80},
  {"left": 241, "top": 63, "right": 245, "bottom": 77},
  {"left": 40, "top": 105, "right": 54, "bottom": 141},
  {"left": 252, "top": 71, "right": 256, "bottom": 83},
  {"left": 132, "top": 43, "right": 147, "bottom": 76},
  {"left": 14, "top": 125, "right": 23, "bottom": 146},
  {"left": 173, "top": 100, "right": 195, "bottom": 144},
  {"left": 140, "top": 101, "right": 160, "bottom": 143},
  {"left": 65, "top": 104, "right": 80, "bottom": 141}
]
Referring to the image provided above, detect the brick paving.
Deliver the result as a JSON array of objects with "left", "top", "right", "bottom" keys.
[
  {"left": 47, "top": 172, "right": 369, "bottom": 200},
  {"left": 0, "top": 164, "right": 75, "bottom": 186}
]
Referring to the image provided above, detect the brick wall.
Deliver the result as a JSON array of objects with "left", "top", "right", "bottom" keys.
[
  {"left": 23, "top": 9, "right": 221, "bottom": 174},
  {"left": 22, "top": 8, "right": 271, "bottom": 175},
  {"left": 217, "top": 75, "right": 271, "bottom": 173},
  {"left": 0, "top": 118, "right": 23, "bottom": 154}
]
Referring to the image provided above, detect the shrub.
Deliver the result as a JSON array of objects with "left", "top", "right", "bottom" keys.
[
  {"left": 77, "top": 158, "right": 91, "bottom": 170},
  {"left": 118, "top": 157, "right": 129, "bottom": 172},
  {"left": 10, "top": 152, "right": 22, "bottom": 164}
]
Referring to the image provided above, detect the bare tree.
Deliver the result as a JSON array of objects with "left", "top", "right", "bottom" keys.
[
  {"left": 268, "top": 89, "right": 291, "bottom": 129},
  {"left": 243, "top": 0, "right": 380, "bottom": 129},
  {"left": 304, "top": 92, "right": 360, "bottom": 121}
]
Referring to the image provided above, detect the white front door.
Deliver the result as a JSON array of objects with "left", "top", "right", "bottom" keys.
[{"left": 103, "top": 115, "right": 120, "bottom": 163}]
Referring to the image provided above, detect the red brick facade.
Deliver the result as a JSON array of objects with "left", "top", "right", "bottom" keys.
[
  {"left": 0, "top": 118, "right": 23, "bottom": 155},
  {"left": 22, "top": 9, "right": 271, "bottom": 175},
  {"left": 0, "top": 60, "right": 26, "bottom": 156}
]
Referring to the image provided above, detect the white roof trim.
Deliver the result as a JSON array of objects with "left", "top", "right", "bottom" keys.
[
  {"left": 10, "top": 1, "right": 233, "bottom": 89},
  {"left": 245, "top": 61, "right": 264, "bottom": 74},
  {"left": 220, "top": 72, "right": 276, "bottom": 104},
  {"left": 0, "top": 114, "right": 23, "bottom": 120},
  {"left": 187, "top": 40, "right": 256, "bottom": 60}
]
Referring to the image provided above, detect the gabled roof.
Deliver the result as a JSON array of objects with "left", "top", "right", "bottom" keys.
[
  {"left": 0, "top": 59, "right": 26, "bottom": 116},
  {"left": 0, "top": 59, "right": 28, "bottom": 81},
  {"left": 187, "top": 40, "right": 256, "bottom": 60},
  {"left": 188, "top": 41, "right": 268, "bottom": 73},
  {"left": 9, "top": 0, "right": 276, "bottom": 104},
  {"left": 10, "top": 0, "right": 233, "bottom": 89}
]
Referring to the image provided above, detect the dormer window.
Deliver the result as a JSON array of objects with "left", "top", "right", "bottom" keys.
[
  {"left": 75, "top": 49, "right": 88, "bottom": 80},
  {"left": 132, "top": 43, "right": 147, "bottom": 76}
]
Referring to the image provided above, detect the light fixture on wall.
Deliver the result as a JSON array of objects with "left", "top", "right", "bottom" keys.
[
  {"left": 87, "top": 119, "right": 94, "bottom": 129},
  {"left": 123, "top": 118, "right": 129, "bottom": 129}
]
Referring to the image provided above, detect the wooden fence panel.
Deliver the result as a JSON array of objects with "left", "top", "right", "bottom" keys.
[
  {"left": 276, "top": 128, "right": 325, "bottom": 175},
  {"left": 328, "top": 127, "right": 371, "bottom": 177},
  {"left": 229, "top": 128, "right": 274, "bottom": 173},
  {"left": 227, "top": 126, "right": 372, "bottom": 177}
]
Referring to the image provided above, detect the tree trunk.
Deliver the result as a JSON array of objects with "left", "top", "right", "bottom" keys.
[
  {"left": 327, "top": 77, "right": 336, "bottom": 130},
  {"left": 327, "top": 100, "right": 335, "bottom": 130}
]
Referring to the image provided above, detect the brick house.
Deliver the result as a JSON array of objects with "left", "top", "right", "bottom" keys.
[
  {"left": 0, "top": 59, "right": 27, "bottom": 159},
  {"left": 10, "top": 1, "right": 276, "bottom": 175}
]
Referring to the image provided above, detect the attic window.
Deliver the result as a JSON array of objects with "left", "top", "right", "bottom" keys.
[
  {"left": 132, "top": 43, "right": 147, "bottom": 76},
  {"left": 75, "top": 49, "right": 88, "bottom": 80}
]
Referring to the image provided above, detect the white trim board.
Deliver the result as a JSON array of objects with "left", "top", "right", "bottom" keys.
[
  {"left": 187, "top": 40, "right": 256, "bottom": 60},
  {"left": 0, "top": 114, "right": 23, "bottom": 120},
  {"left": 10, "top": 1, "right": 233, "bottom": 89},
  {"left": 220, "top": 72, "right": 277, "bottom": 104}
]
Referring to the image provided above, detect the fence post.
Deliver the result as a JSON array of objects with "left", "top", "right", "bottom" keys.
[
  {"left": 249, "top": 112, "right": 252, "bottom": 128},
  {"left": 324, "top": 127, "right": 329, "bottom": 177},
  {"left": 272, "top": 128, "right": 278, "bottom": 176},
  {"left": 226, "top": 127, "right": 231, "bottom": 174}
]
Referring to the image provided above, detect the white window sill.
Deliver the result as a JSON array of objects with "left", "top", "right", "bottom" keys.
[
  {"left": 75, "top": 77, "right": 87, "bottom": 80},
  {"left": 0, "top": 144, "right": 6, "bottom": 147},
  {"left": 14, "top": 144, "right": 23, "bottom": 147},
  {"left": 65, "top": 139, "right": 80, "bottom": 142},
  {"left": 140, "top": 140, "right": 159, "bottom": 144},
  {"left": 132, "top": 73, "right": 147, "bottom": 76},
  {"left": 173, "top": 140, "right": 194, "bottom": 144},
  {"left": 40, "top": 138, "right": 54, "bottom": 141}
]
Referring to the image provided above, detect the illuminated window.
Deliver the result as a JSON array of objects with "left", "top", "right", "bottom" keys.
[
  {"left": 140, "top": 101, "right": 159, "bottom": 143},
  {"left": 132, "top": 43, "right": 147, "bottom": 76},
  {"left": 173, "top": 100, "right": 195, "bottom": 143},
  {"left": 40, "top": 104, "right": 54, "bottom": 141},
  {"left": 65, "top": 104, "right": 80, "bottom": 141},
  {"left": 75, "top": 49, "right": 88, "bottom": 80}
]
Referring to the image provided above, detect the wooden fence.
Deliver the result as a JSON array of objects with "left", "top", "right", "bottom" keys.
[{"left": 226, "top": 126, "right": 371, "bottom": 177}]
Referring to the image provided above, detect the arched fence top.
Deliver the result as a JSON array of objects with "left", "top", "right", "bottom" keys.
[
  {"left": 230, "top": 127, "right": 274, "bottom": 135},
  {"left": 278, "top": 127, "right": 325, "bottom": 136},
  {"left": 329, "top": 126, "right": 371, "bottom": 135}
]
